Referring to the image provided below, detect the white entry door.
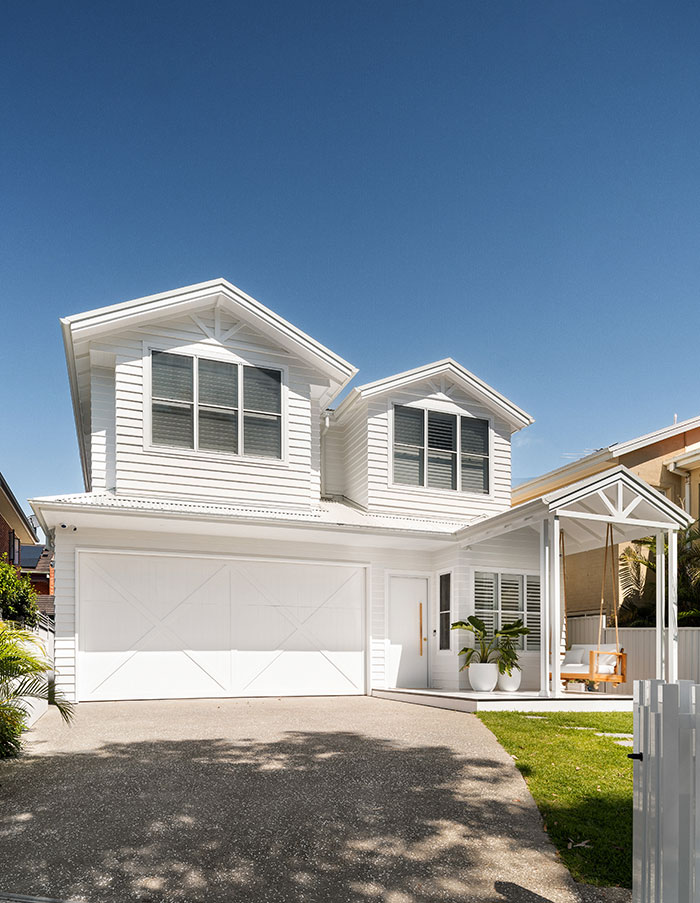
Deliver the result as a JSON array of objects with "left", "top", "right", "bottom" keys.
[
  {"left": 77, "top": 551, "right": 366, "bottom": 701},
  {"left": 387, "top": 575, "right": 429, "bottom": 688}
]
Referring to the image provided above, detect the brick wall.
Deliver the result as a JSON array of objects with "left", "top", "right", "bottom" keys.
[{"left": 0, "top": 515, "right": 11, "bottom": 563}]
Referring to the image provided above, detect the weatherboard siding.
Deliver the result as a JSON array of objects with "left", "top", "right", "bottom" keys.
[
  {"left": 321, "top": 420, "right": 345, "bottom": 496},
  {"left": 90, "top": 366, "right": 116, "bottom": 491},
  {"left": 342, "top": 402, "right": 369, "bottom": 509},
  {"left": 81, "top": 314, "right": 326, "bottom": 507},
  {"left": 459, "top": 528, "right": 541, "bottom": 690}
]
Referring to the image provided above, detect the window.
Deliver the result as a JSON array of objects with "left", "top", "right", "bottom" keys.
[
  {"left": 473, "top": 571, "right": 540, "bottom": 651},
  {"left": 439, "top": 572, "right": 451, "bottom": 650},
  {"left": 393, "top": 406, "right": 489, "bottom": 493},
  {"left": 151, "top": 351, "right": 282, "bottom": 459}
]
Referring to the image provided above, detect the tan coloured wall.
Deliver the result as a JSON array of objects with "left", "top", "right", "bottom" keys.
[
  {"left": 617, "top": 428, "right": 700, "bottom": 507},
  {"left": 562, "top": 546, "right": 620, "bottom": 615}
]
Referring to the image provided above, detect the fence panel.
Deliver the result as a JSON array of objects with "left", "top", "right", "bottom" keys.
[{"left": 633, "top": 679, "right": 698, "bottom": 903}]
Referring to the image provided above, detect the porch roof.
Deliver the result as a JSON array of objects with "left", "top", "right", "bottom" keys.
[{"left": 456, "top": 465, "right": 693, "bottom": 554}]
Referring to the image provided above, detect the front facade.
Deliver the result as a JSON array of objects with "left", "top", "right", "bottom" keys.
[{"left": 31, "top": 279, "right": 690, "bottom": 704}]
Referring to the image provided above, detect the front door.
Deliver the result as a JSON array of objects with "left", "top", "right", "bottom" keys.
[{"left": 387, "top": 575, "right": 429, "bottom": 688}]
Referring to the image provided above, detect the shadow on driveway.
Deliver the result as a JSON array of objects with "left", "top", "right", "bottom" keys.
[{"left": 0, "top": 701, "right": 580, "bottom": 902}]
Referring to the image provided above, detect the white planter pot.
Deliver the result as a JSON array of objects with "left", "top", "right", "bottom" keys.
[
  {"left": 468, "top": 662, "right": 499, "bottom": 693},
  {"left": 566, "top": 681, "right": 587, "bottom": 694},
  {"left": 497, "top": 670, "right": 522, "bottom": 692}
]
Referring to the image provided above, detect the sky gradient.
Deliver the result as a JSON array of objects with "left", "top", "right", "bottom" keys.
[{"left": 2, "top": 1, "right": 700, "bottom": 515}]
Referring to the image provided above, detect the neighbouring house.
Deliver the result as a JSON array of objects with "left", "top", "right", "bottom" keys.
[
  {"left": 30, "top": 279, "right": 691, "bottom": 703},
  {"left": 20, "top": 544, "right": 55, "bottom": 617},
  {"left": 513, "top": 417, "right": 700, "bottom": 616},
  {"left": 0, "top": 471, "right": 38, "bottom": 570}
]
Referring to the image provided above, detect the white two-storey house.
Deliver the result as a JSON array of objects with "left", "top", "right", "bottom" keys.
[{"left": 32, "top": 278, "right": 690, "bottom": 704}]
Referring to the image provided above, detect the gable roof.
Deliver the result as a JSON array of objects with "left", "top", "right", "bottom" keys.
[
  {"left": 61, "top": 278, "right": 358, "bottom": 490},
  {"left": 332, "top": 358, "right": 533, "bottom": 431},
  {"left": 62, "top": 279, "right": 357, "bottom": 383},
  {"left": 513, "top": 413, "right": 700, "bottom": 504},
  {"left": 458, "top": 465, "right": 693, "bottom": 554}
]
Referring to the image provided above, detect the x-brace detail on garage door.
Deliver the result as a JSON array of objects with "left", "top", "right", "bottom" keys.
[
  {"left": 82, "top": 557, "right": 230, "bottom": 695},
  {"left": 233, "top": 563, "right": 363, "bottom": 692}
]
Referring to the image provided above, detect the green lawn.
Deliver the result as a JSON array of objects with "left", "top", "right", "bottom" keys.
[{"left": 477, "top": 711, "right": 633, "bottom": 888}]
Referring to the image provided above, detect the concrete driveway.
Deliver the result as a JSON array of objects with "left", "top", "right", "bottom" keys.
[{"left": 1, "top": 697, "right": 585, "bottom": 903}]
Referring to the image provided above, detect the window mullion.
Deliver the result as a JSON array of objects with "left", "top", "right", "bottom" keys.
[
  {"left": 457, "top": 417, "right": 461, "bottom": 492},
  {"left": 238, "top": 363, "right": 244, "bottom": 455},
  {"left": 193, "top": 358, "right": 199, "bottom": 450},
  {"left": 423, "top": 408, "right": 428, "bottom": 488}
]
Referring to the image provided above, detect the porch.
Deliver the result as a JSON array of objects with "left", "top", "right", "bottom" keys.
[
  {"left": 448, "top": 465, "right": 693, "bottom": 701},
  {"left": 373, "top": 686, "right": 633, "bottom": 712},
  {"left": 404, "top": 466, "right": 692, "bottom": 712}
]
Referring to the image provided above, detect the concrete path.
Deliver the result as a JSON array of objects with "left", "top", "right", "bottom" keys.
[{"left": 1, "top": 697, "right": 589, "bottom": 903}]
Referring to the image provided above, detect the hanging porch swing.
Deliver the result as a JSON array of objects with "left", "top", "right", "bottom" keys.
[{"left": 557, "top": 523, "right": 628, "bottom": 687}]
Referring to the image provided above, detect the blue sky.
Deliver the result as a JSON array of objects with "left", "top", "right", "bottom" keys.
[{"left": 2, "top": 1, "right": 700, "bottom": 515}]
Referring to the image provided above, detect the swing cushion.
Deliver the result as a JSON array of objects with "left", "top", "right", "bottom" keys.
[
  {"left": 568, "top": 644, "right": 620, "bottom": 671},
  {"left": 561, "top": 662, "right": 616, "bottom": 676},
  {"left": 563, "top": 647, "right": 585, "bottom": 665}
]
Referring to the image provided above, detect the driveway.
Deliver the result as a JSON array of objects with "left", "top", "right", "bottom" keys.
[{"left": 1, "top": 697, "right": 584, "bottom": 903}]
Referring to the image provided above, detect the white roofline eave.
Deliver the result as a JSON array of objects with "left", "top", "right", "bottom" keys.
[
  {"left": 63, "top": 278, "right": 357, "bottom": 387},
  {"left": 512, "top": 448, "right": 615, "bottom": 502},
  {"left": 60, "top": 318, "right": 91, "bottom": 492},
  {"left": 333, "top": 358, "right": 533, "bottom": 430},
  {"left": 29, "top": 497, "right": 460, "bottom": 543}
]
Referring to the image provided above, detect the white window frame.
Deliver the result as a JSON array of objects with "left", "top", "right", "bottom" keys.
[
  {"left": 388, "top": 400, "right": 494, "bottom": 498},
  {"left": 436, "top": 568, "right": 454, "bottom": 654},
  {"left": 142, "top": 342, "right": 289, "bottom": 466},
  {"left": 471, "top": 567, "right": 541, "bottom": 653}
]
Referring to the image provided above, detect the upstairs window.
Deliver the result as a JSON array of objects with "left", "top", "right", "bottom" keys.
[
  {"left": 151, "top": 351, "right": 282, "bottom": 459},
  {"left": 393, "top": 405, "right": 489, "bottom": 493}
]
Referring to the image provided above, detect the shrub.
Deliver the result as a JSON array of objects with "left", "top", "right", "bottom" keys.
[
  {"left": 0, "top": 621, "right": 74, "bottom": 758},
  {"left": 0, "top": 555, "right": 38, "bottom": 626}
]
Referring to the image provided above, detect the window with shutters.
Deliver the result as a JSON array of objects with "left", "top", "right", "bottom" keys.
[
  {"left": 473, "top": 570, "right": 540, "bottom": 652},
  {"left": 150, "top": 350, "right": 283, "bottom": 460},
  {"left": 393, "top": 405, "right": 490, "bottom": 493},
  {"left": 438, "top": 572, "right": 452, "bottom": 651}
]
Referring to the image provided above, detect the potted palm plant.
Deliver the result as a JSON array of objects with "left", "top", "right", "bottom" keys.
[
  {"left": 451, "top": 616, "right": 529, "bottom": 692},
  {"left": 496, "top": 620, "right": 529, "bottom": 691}
]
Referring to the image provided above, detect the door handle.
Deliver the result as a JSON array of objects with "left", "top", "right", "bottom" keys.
[{"left": 419, "top": 603, "right": 423, "bottom": 656}]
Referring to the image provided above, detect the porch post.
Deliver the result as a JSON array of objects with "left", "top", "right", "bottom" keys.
[
  {"left": 551, "top": 515, "right": 562, "bottom": 697},
  {"left": 539, "top": 518, "right": 551, "bottom": 697},
  {"left": 668, "top": 529, "right": 679, "bottom": 683},
  {"left": 655, "top": 532, "right": 665, "bottom": 680}
]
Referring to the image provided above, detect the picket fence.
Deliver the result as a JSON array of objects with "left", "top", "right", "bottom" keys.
[
  {"left": 633, "top": 680, "right": 700, "bottom": 903},
  {"left": 568, "top": 616, "right": 700, "bottom": 693}
]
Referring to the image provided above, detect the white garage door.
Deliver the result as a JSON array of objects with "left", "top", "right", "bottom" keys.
[{"left": 77, "top": 551, "right": 366, "bottom": 701}]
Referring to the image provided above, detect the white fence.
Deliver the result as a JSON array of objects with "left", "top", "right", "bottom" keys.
[
  {"left": 633, "top": 680, "right": 700, "bottom": 903},
  {"left": 23, "top": 614, "right": 55, "bottom": 727},
  {"left": 568, "top": 616, "right": 700, "bottom": 694}
]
